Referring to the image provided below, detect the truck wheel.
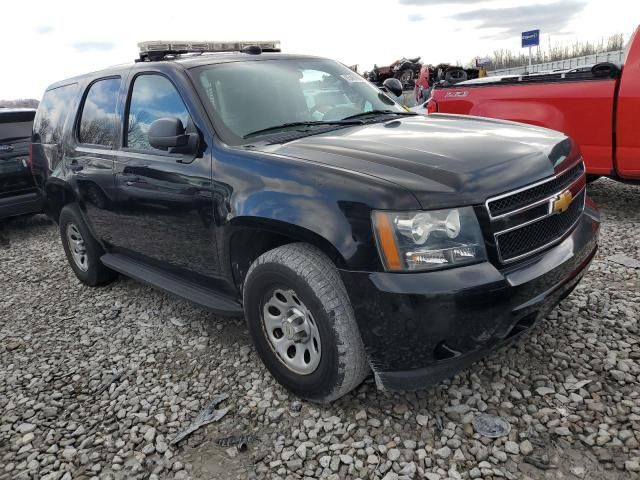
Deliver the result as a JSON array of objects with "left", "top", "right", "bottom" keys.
[
  {"left": 59, "top": 203, "right": 116, "bottom": 286},
  {"left": 243, "top": 243, "right": 369, "bottom": 402},
  {"left": 397, "top": 68, "right": 414, "bottom": 88},
  {"left": 445, "top": 69, "right": 468, "bottom": 84}
]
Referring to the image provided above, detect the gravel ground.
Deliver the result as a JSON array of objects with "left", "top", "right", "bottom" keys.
[{"left": 1, "top": 178, "right": 639, "bottom": 480}]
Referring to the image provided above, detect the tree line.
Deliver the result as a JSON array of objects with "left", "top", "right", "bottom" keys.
[
  {"left": 482, "top": 32, "right": 628, "bottom": 70},
  {"left": 0, "top": 99, "right": 39, "bottom": 108}
]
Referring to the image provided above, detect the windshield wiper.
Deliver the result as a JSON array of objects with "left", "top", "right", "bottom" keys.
[
  {"left": 243, "top": 120, "right": 363, "bottom": 139},
  {"left": 342, "top": 110, "right": 418, "bottom": 121}
]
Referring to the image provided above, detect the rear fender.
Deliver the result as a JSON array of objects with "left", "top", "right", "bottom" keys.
[{"left": 44, "top": 178, "right": 77, "bottom": 223}]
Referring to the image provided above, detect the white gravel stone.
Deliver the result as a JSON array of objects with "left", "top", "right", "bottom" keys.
[
  {"left": 504, "top": 441, "right": 519, "bottom": 454},
  {"left": 435, "top": 446, "right": 452, "bottom": 459},
  {"left": 416, "top": 414, "right": 429, "bottom": 426},
  {"left": 0, "top": 181, "right": 637, "bottom": 479}
]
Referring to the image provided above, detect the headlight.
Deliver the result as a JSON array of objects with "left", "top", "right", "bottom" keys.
[{"left": 372, "top": 207, "right": 487, "bottom": 271}]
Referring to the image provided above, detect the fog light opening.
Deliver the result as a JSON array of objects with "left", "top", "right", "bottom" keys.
[{"left": 506, "top": 312, "right": 538, "bottom": 339}]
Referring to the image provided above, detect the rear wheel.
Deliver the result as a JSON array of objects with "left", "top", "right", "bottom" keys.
[
  {"left": 243, "top": 243, "right": 369, "bottom": 402},
  {"left": 59, "top": 204, "right": 116, "bottom": 286}
]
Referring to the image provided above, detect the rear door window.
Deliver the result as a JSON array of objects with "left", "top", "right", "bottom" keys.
[
  {"left": 126, "top": 74, "right": 191, "bottom": 151},
  {"left": 33, "top": 84, "right": 78, "bottom": 145},
  {"left": 78, "top": 78, "right": 121, "bottom": 147}
]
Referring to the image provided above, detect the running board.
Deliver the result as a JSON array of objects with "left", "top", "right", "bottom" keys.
[{"left": 100, "top": 253, "right": 243, "bottom": 316}]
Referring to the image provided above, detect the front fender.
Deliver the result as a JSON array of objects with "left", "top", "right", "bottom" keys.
[{"left": 213, "top": 147, "right": 420, "bottom": 271}]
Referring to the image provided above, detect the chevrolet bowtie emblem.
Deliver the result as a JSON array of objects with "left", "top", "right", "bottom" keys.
[{"left": 552, "top": 190, "right": 573, "bottom": 214}]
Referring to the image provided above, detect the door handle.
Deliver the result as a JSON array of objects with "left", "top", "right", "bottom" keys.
[{"left": 125, "top": 175, "right": 140, "bottom": 186}]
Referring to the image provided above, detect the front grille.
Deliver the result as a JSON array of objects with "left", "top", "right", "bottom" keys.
[
  {"left": 496, "top": 189, "right": 585, "bottom": 262},
  {"left": 485, "top": 159, "right": 586, "bottom": 264},
  {"left": 488, "top": 162, "right": 584, "bottom": 217}
]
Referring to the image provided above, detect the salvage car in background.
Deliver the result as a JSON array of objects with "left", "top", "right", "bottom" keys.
[
  {"left": 0, "top": 108, "right": 42, "bottom": 219},
  {"left": 427, "top": 25, "right": 640, "bottom": 182},
  {"left": 364, "top": 57, "right": 422, "bottom": 88},
  {"left": 414, "top": 64, "right": 481, "bottom": 103}
]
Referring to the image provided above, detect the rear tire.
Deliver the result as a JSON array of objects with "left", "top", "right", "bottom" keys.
[
  {"left": 397, "top": 68, "right": 415, "bottom": 88},
  {"left": 445, "top": 68, "right": 468, "bottom": 84},
  {"left": 59, "top": 203, "right": 116, "bottom": 286},
  {"left": 243, "top": 243, "right": 369, "bottom": 402}
]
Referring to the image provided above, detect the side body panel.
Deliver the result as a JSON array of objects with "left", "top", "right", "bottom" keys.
[
  {"left": 432, "top": 80, "right": 617, "bottom": 175},
  {"left": 62, "top": 75, "right": 128, "bottom": 245},
  {"left": 615, "top": 26, "right": 640, "bottom": 179},
  {"left": 108, "top": 67, "right": 221, "bottom": 279}
]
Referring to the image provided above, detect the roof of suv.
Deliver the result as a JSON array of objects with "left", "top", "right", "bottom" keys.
[{"left": 46, "top": 52, "right": 322, "bottom": 91}]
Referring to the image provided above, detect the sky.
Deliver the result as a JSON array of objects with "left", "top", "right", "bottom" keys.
[{"left": 1, "top": 0, "right": 638, "bottom": 100}]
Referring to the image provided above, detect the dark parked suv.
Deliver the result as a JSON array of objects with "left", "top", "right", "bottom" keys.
[
  {"left": 32, "top": 41, "right": 600, "bottom": 402},
  {"left": 1, "top": 108, "right": 42, "bottom": 219}
]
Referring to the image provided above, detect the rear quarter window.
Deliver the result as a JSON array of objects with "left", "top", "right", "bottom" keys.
[
  {"left": 33, "top": 84, "right": 78, "bottom": 145},
  {"left": 78, "top": 78, "right": 121, "bottom": 147}
]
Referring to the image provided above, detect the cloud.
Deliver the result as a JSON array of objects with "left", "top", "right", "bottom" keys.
[
  {"left": 450, "top": 1, "right": 587, "bottom": 39},
  {"left": 400, "top": 0, "right": 485, "bottom": 4},
  {"left": 72, "top": 41, "right": 116, "bottom": 52},
  {"left": 408, "top": 13, "right": 424, "bottom": 22},
  {"left": 35, "top": 25, "right": 54, "bottom": 34}
]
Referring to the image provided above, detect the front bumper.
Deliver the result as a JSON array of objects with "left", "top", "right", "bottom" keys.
[{"left": 340, "top": 201, "right": 600, "bottom": 391}]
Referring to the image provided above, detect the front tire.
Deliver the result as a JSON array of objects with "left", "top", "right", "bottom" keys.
[
  {"left": 59, "top": 203, "right": 116, "bottom": 286},
  {"left": 243, "top": 243, "right": 369, "bottom": 402}
]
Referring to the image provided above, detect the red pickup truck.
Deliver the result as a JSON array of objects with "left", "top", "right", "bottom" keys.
[{"left": 427, "top": 26, "right": 640, "bottom": 181}]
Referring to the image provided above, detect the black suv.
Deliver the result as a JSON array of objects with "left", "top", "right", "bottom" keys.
[
  {"left": 32, "top": 42, "right": 600, "bottom": 402},
  {"left": 1, "top": 108, "right": 42, "bottom": 219}
]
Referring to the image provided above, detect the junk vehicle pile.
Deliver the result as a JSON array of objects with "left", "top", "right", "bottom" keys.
[{"left": 364, "top": 57, "right": 480, "bottom": 93}]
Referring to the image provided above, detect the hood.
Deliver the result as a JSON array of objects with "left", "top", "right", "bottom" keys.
[{"left": 255, "top": 114, "right": 573, "bottom": 209}]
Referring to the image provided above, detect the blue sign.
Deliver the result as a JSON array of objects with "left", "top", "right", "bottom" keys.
[{"left": 522, "top": 30, "right": 540, "bottom": 48}]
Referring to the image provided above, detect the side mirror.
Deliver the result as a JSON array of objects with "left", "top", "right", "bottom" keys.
[
  {"left": 382, "top": 78, "right": 403, "bottom": 97},
  {"left": 148, "top": 117, "right": 197, "bottom": 155}
]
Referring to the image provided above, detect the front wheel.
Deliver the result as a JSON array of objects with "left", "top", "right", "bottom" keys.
[{"left": 243, "top": 243, "right": 369, "bottom": 402}]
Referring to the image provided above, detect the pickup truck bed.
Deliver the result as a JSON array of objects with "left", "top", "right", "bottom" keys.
[{"left": 428, "top": 26, "right": 640, "bottom": 181}]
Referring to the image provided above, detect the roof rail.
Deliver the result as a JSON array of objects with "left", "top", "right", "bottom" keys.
[{"left": 136, "top": 40, "right": 281, "bottom": 62}]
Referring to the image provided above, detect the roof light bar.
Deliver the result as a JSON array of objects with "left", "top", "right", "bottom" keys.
[{"left": 137, "top": 40, "right": 281, "bottom": 61}]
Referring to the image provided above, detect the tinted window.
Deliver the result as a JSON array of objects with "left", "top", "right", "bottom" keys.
[
  {"left": 79, "top": 78, "right": 121, "bottom": 147},
  {"left": 33, "top": 84, "right": 78, "bottom": 144},
  {"left": 126, "top": 75, "right": 190, "bottom": 151}
]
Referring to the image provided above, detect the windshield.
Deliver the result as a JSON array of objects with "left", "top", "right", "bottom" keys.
[{"left": 195, "top": 58, "right": 404, "bottom": 144}]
